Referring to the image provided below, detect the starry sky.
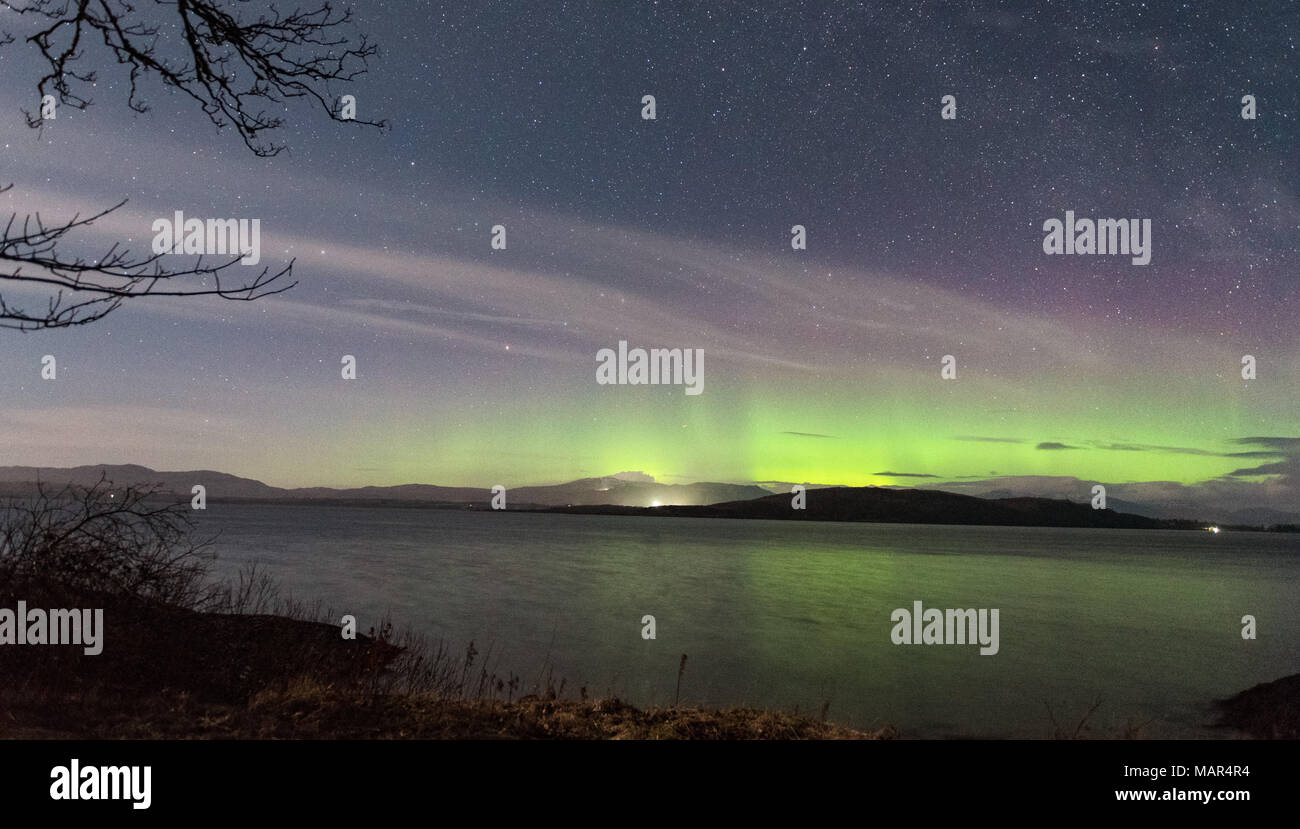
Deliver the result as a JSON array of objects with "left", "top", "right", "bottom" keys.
[{"left": 0, "top": 1, "right": 1296, "bottom": 517}]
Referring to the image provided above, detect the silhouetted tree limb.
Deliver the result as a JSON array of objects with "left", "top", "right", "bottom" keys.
[
  {"left": 0, "top": 0, "right": 384, "bottom": 330},
  {"left": 3, "top": 0, "right": 386, "bottom": 154},
  {"left": 0, "top": 183, "right": 296, "bottom": 330}
]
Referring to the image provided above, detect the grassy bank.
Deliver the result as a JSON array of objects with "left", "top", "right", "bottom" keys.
[
  {"left": 0, "top": 588, "right": 889, "bottom": 739},
  {"left": 7, "top": 683, "right": 887, "bottom": 740}
]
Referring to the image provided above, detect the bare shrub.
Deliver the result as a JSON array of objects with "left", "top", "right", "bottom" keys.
[{"left": 0, "top": 475, "right": 215, "bottom": 607}]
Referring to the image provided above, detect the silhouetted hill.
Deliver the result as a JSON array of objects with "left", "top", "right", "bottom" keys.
[{"left": 546, "top": 485, "right": 1199, "bottom": 529}]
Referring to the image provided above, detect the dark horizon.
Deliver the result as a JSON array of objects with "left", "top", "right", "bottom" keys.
[{"left": 3, "top": 460, "right": 1297, "bottom": 527}]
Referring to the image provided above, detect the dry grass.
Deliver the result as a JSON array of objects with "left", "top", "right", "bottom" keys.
[{"left": 4, "top": 678, "right": 893, "bottom": 740}]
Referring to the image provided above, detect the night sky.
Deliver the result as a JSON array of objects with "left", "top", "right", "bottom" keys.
[{"left": 1, "top": 1, "right": 1296, "bottom": 517}]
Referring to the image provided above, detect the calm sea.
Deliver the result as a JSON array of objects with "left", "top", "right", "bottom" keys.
[{"left": 197, "top": 504, "right": 1300, "bottom": 738}]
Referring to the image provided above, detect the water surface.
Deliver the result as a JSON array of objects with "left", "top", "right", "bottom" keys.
[{"left": 198, "top": 505, "right": 1300, "bottom": 738}]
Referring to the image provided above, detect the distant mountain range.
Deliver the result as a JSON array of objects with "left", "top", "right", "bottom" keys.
[
  {"left": 0, "top": 465, "right": 770, "bottom": 508},
  {"left": 0, "top": 464, "right": 1290, "bottom": 530}
]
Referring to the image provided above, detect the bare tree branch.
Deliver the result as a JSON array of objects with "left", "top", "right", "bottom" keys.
[
  {"left": 4, "top": 0, "right": 386, "bottom": 154},
  {"left": 0, "top": 0, "right": 384, "bottom": 329},
  {"left": 0, "top": 182, "right": 297, "bottom": 330}
]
